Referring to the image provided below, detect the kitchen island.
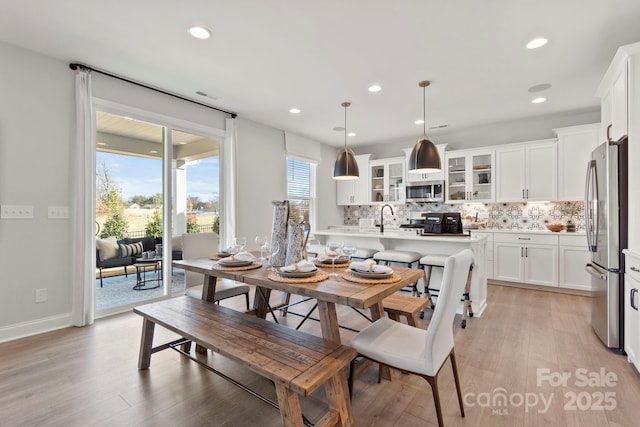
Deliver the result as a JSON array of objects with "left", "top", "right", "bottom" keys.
[{"left": 314, "top": 227, "right": 488, "bottom": 317}]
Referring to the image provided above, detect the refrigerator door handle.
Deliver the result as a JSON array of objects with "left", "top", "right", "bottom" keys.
[
  {"left": 584, "top": 159, "right": 598, "bottom": 252},
  {"left": 585, "top": 263, "right": 608, "bottom": 281}
]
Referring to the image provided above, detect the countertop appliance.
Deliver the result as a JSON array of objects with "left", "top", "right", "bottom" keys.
[
  {"left": 405, "top": 181, "right": 444, "bottom": 202},
  {"left": 585, "top": 138, "right": 628, "bottom": 350}
]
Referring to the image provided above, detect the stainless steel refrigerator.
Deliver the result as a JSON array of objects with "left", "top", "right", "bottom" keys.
[{"left": 584, "top": 138, "right": 628, "bottom": 350}]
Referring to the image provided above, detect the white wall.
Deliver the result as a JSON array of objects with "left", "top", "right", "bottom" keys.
[
  {"left": 353, "top": 108, "right": 601, "bottom": 159},
  {"left": 316, "top": 144, "right": 343, "bottom": 229},
  {"left": 0, "top": 41, "right": 74, "bottom": 337}
]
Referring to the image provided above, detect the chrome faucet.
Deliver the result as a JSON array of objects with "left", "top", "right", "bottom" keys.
[{"left": 380, "top": 204, "right": 394, "bottom": 234}]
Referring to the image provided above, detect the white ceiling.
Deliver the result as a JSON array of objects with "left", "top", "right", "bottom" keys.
[{"left": 2, "top": 0, "right": 640, "bottom": 147}]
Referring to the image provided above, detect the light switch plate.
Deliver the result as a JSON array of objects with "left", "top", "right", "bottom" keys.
[
  {"left": 1, "top": 205, "right": 34, "bottom": 219},
  {"left": 48, "top": 206, "right": 70, "bottom": 219}
]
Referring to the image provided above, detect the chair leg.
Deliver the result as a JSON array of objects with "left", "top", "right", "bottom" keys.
[
  {"left": 450, "top": 349, "right": 465, "bottom": 417},
  {"left": 423, "top": 374, "right": 444, "bottom": 427},
  {"left": 244, "top": 292, "right": 250, "bottom": 310},
  {"left": 348, "top": 357, "right": 356, "bottom": 400},
  {"left": 99, "top": 268, "right": 103, "bottom": 288},
  {"left": 461, "top": 265, "right": 474, "bottom": 328},
  {"left": 424, "top": 265, "right": 435, "bottom": 308}
]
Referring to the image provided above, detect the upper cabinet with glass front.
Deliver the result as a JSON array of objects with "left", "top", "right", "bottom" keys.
[
  {"left": 370, "top": 157, "right": 405, "bottom": 204},
  {"left": 445, "top": 149, "right": 495, "bottom": 203}
]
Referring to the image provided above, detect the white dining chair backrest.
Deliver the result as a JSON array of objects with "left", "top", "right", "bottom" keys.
[
  {"left": 423, "top": 249, "right": 473, "bottom": 376},
  {"left": 182, "top": 232, "right": 218, "bottom": 287}
]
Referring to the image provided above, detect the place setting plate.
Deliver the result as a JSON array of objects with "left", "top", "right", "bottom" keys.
[
  {"left": 349, "top": 269, "right": 394, "bottom": 279},
  {"left": 218, "top": 259, "right": 253, "bottom": 267},
  {"left": 314, "top": 257, "right": 350, "bottom": 267},
  {"left": 277, "top": 268, "right": 319, "bottom": 278}
]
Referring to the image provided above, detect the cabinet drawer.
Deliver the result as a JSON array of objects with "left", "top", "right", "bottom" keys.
[
  {"left": 626, "top": 253, "right": 640, "bottom": 283},
  {"left": 559, "top": 234, "right": 587, "bottom": 247},
  {"left": 494, "top": 233, "right": 558, "bottom": 245}
]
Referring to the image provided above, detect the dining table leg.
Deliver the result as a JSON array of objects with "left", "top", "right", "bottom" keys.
[{"left": 317, "top": 300, "right": 341, "bottom": 344}]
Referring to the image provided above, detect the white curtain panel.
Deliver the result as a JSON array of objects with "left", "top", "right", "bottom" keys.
[
  {"left": 220, "top": 118, "right": 237, "bottom": 250},
  {"left": 70, "top": 69, "right": 96, "bottom": 326}
]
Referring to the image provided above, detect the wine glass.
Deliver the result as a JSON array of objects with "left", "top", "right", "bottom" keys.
[
  {"left": 255, "top": 235, "right": 268, "bottom": 261},
  {"left": 342, "top": 243, "right": 357, "bottom": 262},
  {"left": 325, "top": 242, "right": 343, "bottom": 277},
  {"left": 269, "top": 241, "right": 280, "bottom": 271},
  {"left": 233, "top": 236, "right": 247, "bottom": 253}
]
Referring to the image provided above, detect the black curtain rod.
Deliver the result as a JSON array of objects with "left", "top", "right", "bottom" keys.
[{"left": 69, "top": 63, "right": 237, "bottom": 118}]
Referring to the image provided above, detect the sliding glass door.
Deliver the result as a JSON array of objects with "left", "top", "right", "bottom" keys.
[{"left": 94, "top": 109, "right": 220, "bottom": 313}]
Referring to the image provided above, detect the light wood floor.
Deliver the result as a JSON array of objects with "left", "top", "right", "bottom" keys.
[{"left": 2, "top": 284, "right": 640, "bottom": 426}]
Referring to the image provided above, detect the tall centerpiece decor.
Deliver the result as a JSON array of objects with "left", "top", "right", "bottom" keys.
[{"left": 562, "top": 201, "right": 582, "bottom": 232}]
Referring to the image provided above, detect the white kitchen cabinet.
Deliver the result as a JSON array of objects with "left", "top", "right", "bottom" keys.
[
  {"left": 624, "top": 250, "right": 640, "bottom": 372},
  {"left": 496, "top": 140, "right": 557, "bottom": 202},
  {"left": 554, "top": 124, "right": 601, "bottom": 201},
  {"left": 558, "top": 234, "right": 592, "bottom": 291},
  {"left": 336, "top": 154, "right": 370, "bottom": 205},
  {"left": 445, "top": 149, "right": 495, "bottom": 203},
  {"left": 472, "top": 231, "right": 494, "bottom": 279},
  {"left": 403, "top": 143, "right": 447, "bottom": 183},
  {"left": 598, "top": 52, "right": 628, "bottom": 143},
  {"left": 493, "top": 233, "right": 558, "bottom": 287},
  {"left": 370, "top": 157, "right": 405, "bottom": 204}
]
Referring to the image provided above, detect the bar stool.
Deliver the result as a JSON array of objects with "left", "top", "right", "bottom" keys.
[
  {"left": 373, "top": 250, "right": 422, "bottom": 295},
  {"left": 419, "top": 254, "right": 474, "bottom": 328},
  {"left": 350, "top": 248, "right": 378, "bottom": 261}
]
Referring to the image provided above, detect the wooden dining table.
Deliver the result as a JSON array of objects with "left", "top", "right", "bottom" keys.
[{"left": 172, "top": 258, "right": 425, "bottom": 345}]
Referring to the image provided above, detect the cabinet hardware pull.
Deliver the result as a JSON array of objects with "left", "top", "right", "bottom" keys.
[
  {"left": 631, "top": 266, "right": 640, "bottom": 273},
  {"left": 520, "top": 247, "right": 523, "bottom": 257},
  {"left": 522, "top": 189, "right": 525, "bottom": 199},
  {"left": 631, "top": 288, "right": 638, "bottom": 311},
  {"left": 525, "top": 247, "right": 528, "bottom": 257},
  {"left": 526, "top": 189, "right": 529, "bottom": 199},
  {"left": 518, "top": 237, "right": 531, "bottom": 240}
]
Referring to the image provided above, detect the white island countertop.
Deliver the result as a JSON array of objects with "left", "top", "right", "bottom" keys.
[{"left": 314, "top": 227, "right": 489, "bottom": 317}]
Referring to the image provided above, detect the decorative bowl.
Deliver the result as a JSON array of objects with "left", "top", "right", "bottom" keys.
[{"left": 546, "top": 224, "right": 566, "bottom": 232}]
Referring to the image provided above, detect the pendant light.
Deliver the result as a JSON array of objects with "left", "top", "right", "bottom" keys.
[
  {"left": 408, "top": 80, "right": 441, "bottom": 174},
  {"left": 333, "top": 101, "right": 360, "bottom": 180}
]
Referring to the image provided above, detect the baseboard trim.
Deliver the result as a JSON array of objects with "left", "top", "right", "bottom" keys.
[
  {"left": 0, "top": 313, "right": 72, "bottom": 344},
  {"left": 488, "top": 279, "right": 593, "bottom": 297}
]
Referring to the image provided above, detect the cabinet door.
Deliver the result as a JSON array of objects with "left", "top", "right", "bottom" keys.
[
  {"left": 610, "top": 60, "right": 628, "bottom": 142},
  {"left": 446, "top": 154, "right": 467, "bottom": 202},
  {"left": 353, "top": 154, "right": 371, "bottom": 204},
  {"left": 556, "top": 125, "right": 600, "bottom": 201},
  {"left": 387, "top": 159, "right": 405, "bottom": 203},
  {"left": 624, "top": 273, "right": 640, "bottom": 369},
  {"left": 336, "top": 179, "right": 354, "bottom": 205},
  {"left": 493, "top": 242, "right": 524, "bottom": 282},
  {"left": 496, "top": 147, "right": 526, "bottom": 202},
  {"left": 559, "top": 245, "right": 591, "bottom": 290},
  {"left": 370, "top": 163, "right": 385, "bottom": 203},
  {"left": 525, "top": 142, "right": 557, "bottom": 201},
  {"left": 524, "top": 244, "right": 558, "bottom": 286},
  {"left": 470, "top": 152, "right": 494, "bottom": 202}
]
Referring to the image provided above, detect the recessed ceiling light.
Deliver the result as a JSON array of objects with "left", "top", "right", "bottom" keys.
[
  {"left": 531, "top": 97, "right": 547, "bottom": 104},
  {"left": 414, "top": 119, "right": 425, "bottom": 125},
  {"left": 368, "top": 84, "right": 382, "bottom": 93},
  {"left": 526, "top": 38, "right": 548, "bottom": 49},
  {"left": 188, "top": 26, "right": 211, "bottom": 40},
  {"left": 289, "top": 108, "right": 301, "bottom": 114},
  {"left": 348, "top": 132, "right": 356, "bottom": 137}
]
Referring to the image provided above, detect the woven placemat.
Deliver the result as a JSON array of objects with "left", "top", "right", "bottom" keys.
[
  {"left": 267, "top": 270, "right": 329, "bottom": 283},
  {"left": 340, "top": 270, "right": 402, "bottom": 284},
  {"left": 313, "top": 259, "right": 350, "bottom": 268},
  {"left": 211, "top": 262, "right": 262, "bottom": 272}
]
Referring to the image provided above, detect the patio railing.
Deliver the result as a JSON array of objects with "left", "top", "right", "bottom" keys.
[{"left": 125, "top": 223, "right": 214, "bottom": 239}]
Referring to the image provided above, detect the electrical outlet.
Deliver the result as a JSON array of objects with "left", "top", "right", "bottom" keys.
[
  {"left": 1, "top": 205, "right": 34, "bottom": 219},
  {"left": 35, "top": 288, "right": 47, "bottom": 303},
  {"left": 48, "top": 206, "right": 70, "bottom": 219}
]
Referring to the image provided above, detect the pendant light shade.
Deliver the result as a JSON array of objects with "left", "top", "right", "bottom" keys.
[
  {"left": 333, "top": 101, "right": 359, "bottom": 180},
  {"left": 408, "top": 80, "right": 441, "bottom": 174}
]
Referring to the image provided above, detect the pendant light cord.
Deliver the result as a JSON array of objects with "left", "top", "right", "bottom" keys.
[
  {"left": 423, "top": 84, "right": 426, "bottom": 136},
  {"left": 344, "top": 104, "right": 348, "bottom": 149}
]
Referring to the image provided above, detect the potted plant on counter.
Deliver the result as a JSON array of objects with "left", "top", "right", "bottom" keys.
[{"left": 561, "top": 201, "right": 582, "bottom": 232}]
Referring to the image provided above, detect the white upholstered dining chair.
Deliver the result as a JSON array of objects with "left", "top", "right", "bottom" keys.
[
  {"left": 182, "top": 232, "right": 250, "bottom": 309},
  {"left": 348, "top": 249, "right": 473, "bottom": 427}
]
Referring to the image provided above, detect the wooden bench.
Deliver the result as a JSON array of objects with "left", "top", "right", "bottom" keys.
[
  {"left": 134, "top": 296, "right": 356, "bottom": 427},
  {"left": 383, "top": 293, "right": 428, "bottom": 327}
]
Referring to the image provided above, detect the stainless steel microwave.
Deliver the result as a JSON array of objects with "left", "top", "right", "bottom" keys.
[{"left": 405, "top": 181, "right": 444, "bottom": 202}]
